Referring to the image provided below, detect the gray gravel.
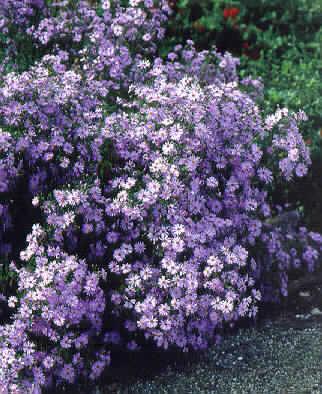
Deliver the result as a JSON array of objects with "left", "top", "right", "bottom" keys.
[{"left": 115, "top": 317, "right": 322, "bottom": 394}]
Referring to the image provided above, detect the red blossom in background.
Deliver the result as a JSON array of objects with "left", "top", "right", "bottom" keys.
[{"left": 223, "top": 7, "right": 240, "bottom": 19}]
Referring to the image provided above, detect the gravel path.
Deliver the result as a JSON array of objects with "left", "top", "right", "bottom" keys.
[
  {"left": 77, "top": 285, "right": 322, "bottom": 394},
  {"left": 115, "top": 317, "right": 322, "bottom": 394},
  {"left": 49, "top": 287, "right": 322, "bottom": 394}
]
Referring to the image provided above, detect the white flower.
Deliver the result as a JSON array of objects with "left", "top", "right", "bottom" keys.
[
  {"left": 54, "top": 316, "right": 65, "bottom": 327},
  {"left": 158, "top": 276, "right": 169, "bottom": 289},
  {"left": 207, "top": 255, "right": 223, "bottom": 272},
  {"left": 112, "top": 24, "right": 123, "bottom": 37},
  {"left": 8, "top": 296, "right": 18, "bottom": 308},
  {"left": 162, "top": 118, "right": 174, "bottom": 126},
  {"left": 32, "top": 196, "right": 40, "bottom": 206},
  {"left": 31, "top": 224, "right": 43, "bottom": 237},
  {"left": 147, "top": 180, "right": 161, "bottom": 194},
  {"left": 137, "top": 59, "right": 151, "bottom": 70},
  {"left": 150, "top": 157, "right": 167, "bottom": 174},
  {"left": 130, "top": 0, "right": 141, "bottom": 6},
  {"left": 60, "top": 157, "right": 70, "bottom": 168},
  {"left": 102, "top": 0, "right": 110, "bottom": 10},
  {"left": 121, "top": 177, "right": 136, "bottom": 190},
  {"left": 162, "top": 142, "right": 175, "bottom": 155},
  {"left": 220, "top": 299, "right": 234, "bottom": 313},
  {"left": 142, "top": 33, "right": 151, "bottom": 42},
  {"left": 173, "top": 224, "right": 185, "bottom": 236},
  {"left": 289, "top": 147, "right": 299, "bottom": 162},
  {"left": 115, "top": 190, "right": 128, "bottom": 203},
  {"left": 206, "top": 177, "right": 218, "bottom": 189},
  {"left": 62, "top": 212, "right": 75, "bottom": 228},
  {"left": 203, "top": 266, "right": 213, "bottom": 278}
]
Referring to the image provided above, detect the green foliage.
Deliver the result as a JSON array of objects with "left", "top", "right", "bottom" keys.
[
  {"left": 165, "top": 0, "right": 321, "bottom": 50},
  {"left": 240, "top": 29, "right": 322, "bottom": 147},
  {"left": 164, "top": 0, "right": 321, "bottom": 137}
]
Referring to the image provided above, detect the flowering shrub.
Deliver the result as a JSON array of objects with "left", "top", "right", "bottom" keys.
[
  {"left": 0, "top": 0, "right": 321, "bottom": 392},
  {"left": 3, "top": 66, "right": 320, "bottom": 390}
]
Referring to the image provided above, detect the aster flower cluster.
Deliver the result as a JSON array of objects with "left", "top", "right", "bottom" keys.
[
  {"left": 0, "top": 51, "right": 104, "bottom": 274},
  {"left": 0, "top": 0, "right": 47, "bottom": 33},
  {"left": 0, "top": 0, "right": 321, "bottom": 392},
  {"left": 0, "top": 0, "right": 170, "bottom": 76},
  {"left": 0, "top": 0, "right": 171, "bottom": 270},
  {"left": 29, "top": 0, "right": 169, "bottom": 53},
  {"left": 4, "top": 69, "right": 317, "bottom": 389},
  {"left": 83, "top": 73, "right": 320, "bottom": 348},
  {"left": 0, "top": 225, "right": 107, "bottom": 392},
  {"left": 0, "top": 0, "right": 48, "bottom": 70}
]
